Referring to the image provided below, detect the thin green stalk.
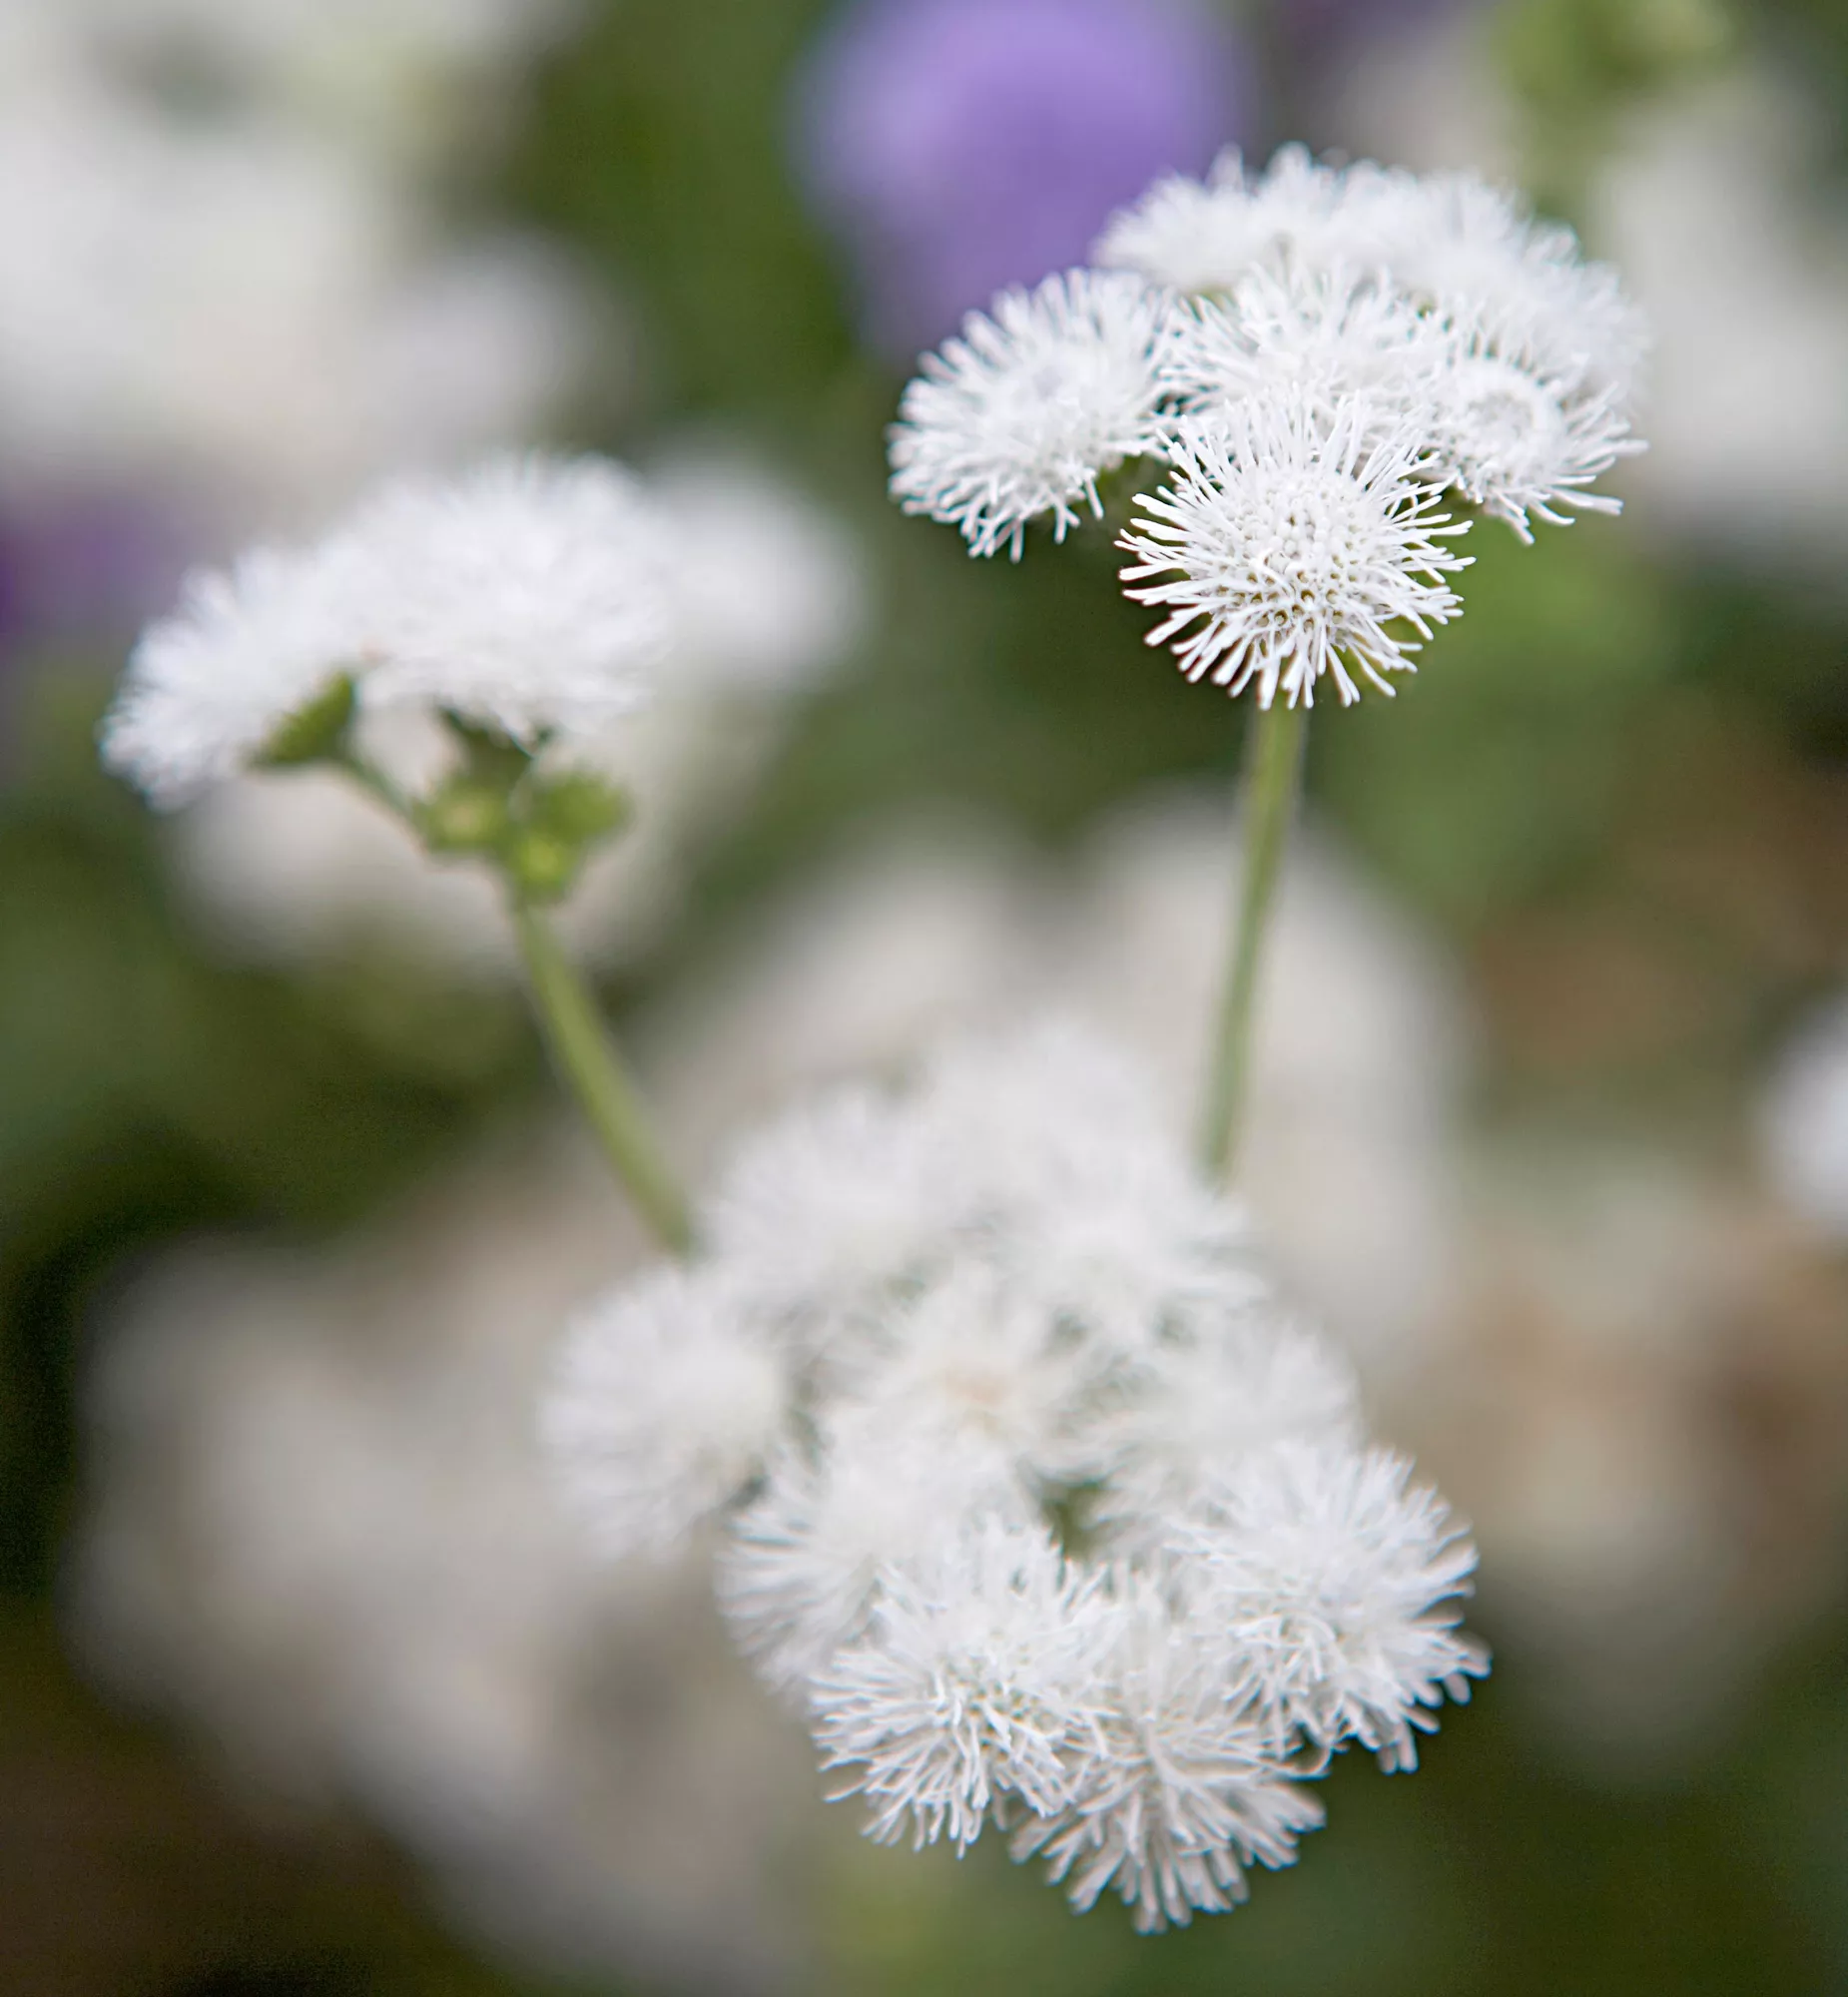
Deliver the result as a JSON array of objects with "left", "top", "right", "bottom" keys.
[
  {"left": 511, "top": 899, "right": 694, "bottom": 1255},
  {"left": 1200, "top": 699, "right": 1308, "bottom": 1185},
  {"left": 334, "top": 749, "right": 411, "bottom": 822}
]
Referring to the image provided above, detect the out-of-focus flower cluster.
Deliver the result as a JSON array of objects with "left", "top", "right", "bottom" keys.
[
  {"left": 102, "top": 444, "right": 866, "bottom": 968},
  {"left": 545, "top": 1015, "right": 1485, "bottom": 1931},
  {"left": 74, "top": 803, "right": 1848, "bottom": 1972},
  {"left": 74, "top": 1135, "right": 814, "bottom": 1995},
  {"left": 0, "top": 0, "right": 591, "bottom": 536}
]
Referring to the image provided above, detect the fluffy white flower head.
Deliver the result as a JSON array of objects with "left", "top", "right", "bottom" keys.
[
  {"left": 1193, "top": 1441, "right": 1487, "bottom": 1770},
  {"left": 888, "top": 269, "right": 1170, "bottom": 560},
  {"left": 1429, "top": 322, "right": 1642, "bottom": 540},
  {"left": 1119, "top": 394, "right": 1472, "bottom": 706},
  {"left": 104, "top": 451, "right": 678, "bottom": 808},
  {"left": 338, "top": 453, "right": 673, "bottom": 741},
  {"left": 1371, "top": 168, "right": 1650, "bottom": 397},
  {"left": 718, "top": 1427, "right": 1031, "bottom": 1692},
  {"left": 832, "top": 1265, "right": 1099, "bottom": 1487},
  {"left": 541, "top": 1263, "right": 788, "bottom": 1563},
  {"left": 1161, "top": 264, "right": 1452, "bottom": 421},
  {"left": 102, "top": 544, "right": 355, "bottom": 808},
  {"left": 1095, "top": 146, "right": 1393, "bottom": 297},
  {"left": 813, "top": 1522, "right": 1112, "bottom": 1852},
  {"left": 1094, "top": 1323, "right": 1364, "bottom": 1550},
  {"left": 1011, "top": 1578, "right": 1326, "bottom": 1931},
  {"left": 542, "top": 1015, "right": 1486, "bottom": 1931},
  {"left": 703, "top": 1080, "right": 954, "bottom": 1350}
]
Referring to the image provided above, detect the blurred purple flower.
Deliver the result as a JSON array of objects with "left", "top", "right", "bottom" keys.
[{"left": 795, "top": 0, "right": 1249, "bottom": 359}]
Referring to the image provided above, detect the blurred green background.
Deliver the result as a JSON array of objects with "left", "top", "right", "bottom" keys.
[{"left": 4, "top": 0, "right": 1848, "bottom": 1990}]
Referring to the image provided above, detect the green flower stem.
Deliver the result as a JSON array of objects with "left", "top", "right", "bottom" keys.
[
  {"left": 334, "top": 749, "right": 412, "bottom": 822},
  {"left": 1200, "top": 699, "right": 1309, "bottom": 1185},
  {"left": 510, "top": 898, "right": 694, "bottom": 1255}
]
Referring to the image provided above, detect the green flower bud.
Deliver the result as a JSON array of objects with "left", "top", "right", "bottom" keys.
[
  {"left": 507, "top": 828, "right": 581, "bottom": 903},
  {"left": 528, "top": 772, "right": 632, "bottom": 846},
  {"left": 417, "top": 780, "right": 511, "bottom": 853}
]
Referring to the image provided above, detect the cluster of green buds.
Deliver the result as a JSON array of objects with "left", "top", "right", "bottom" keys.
[{"left": 259, "top": 674, "right": 633, "bottom": 908}]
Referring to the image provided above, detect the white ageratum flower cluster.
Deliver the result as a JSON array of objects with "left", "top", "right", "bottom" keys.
[
  {"left": 889, "top": 145, "right": 1647, "bottom": 707},
  {"left": 543, "top": 1020, "right": 1486, "bottom": 1931},
  {"left": 104, "top": 451, "right": 786, "bottom": 811}
]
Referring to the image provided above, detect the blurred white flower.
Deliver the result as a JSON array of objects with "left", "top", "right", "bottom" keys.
[
  {"left": 718, "top": 1422, "right": 1032, "bottom": 1694},
  {"left": 158, "top": 449, "right": 866, "bottom": 968},
  {"left": 0, "top": 90, "right": 590, "bottom": 517},
  {"left": 1760, "top": 996, "right": 1848, "bottom": 1243},
  {"left": 71, "top": 1132, "right": 816, "bottom": 1991},
  {"left": 335, "top": 455, "right": 672, "bottom": 743},
  {"left": 1093, "top": 1323, "right": 1364, "bottom": 1550},
  {"left": 888, "top": 267, "right": 1171, "bottom": 559},
  {"left": 548, "top": 1016, "right": 1482, "bottom": 1928},
  {"left": 700, "top": 1016, "right": 1265, "bottom": 1371},
  {"left": 1594, "top": 64, "right": 1848, "bottom": 570},
  {"left": 543, "top": 1263, "right": 792, "bottom": 1564},
  {"left": 1095, "top": 143, "right": 1383, "bottom": 297},
  {"left": 100, "top": 546, "right": 364, "bottom": 810},
  {"left": 102, "top": 453, "right": 673, "bottom": 807},
  {"left": 1407, "top": 1143, "right": 1848, "bottom": 1763},
  {"left": 649, "top": 444, "right": 870, "bottom": 693},
  {"left": 0, "top": 0, "right": 598, "bottom": 545},
  {"left": 5, "top": 0, "right": 582, "bottom": 179},
  {"left": 1159, "top": 265, "right": 1450, "bottom": 420},
  {"left": 635, "top": 797, "right": 1474, "bottom": 1375},
  {"left": 1363, "top": 168, "right": 1648, "bottom": 398},
  {"left": 1119, "top": 392, "right": 1472, "bottom": 706}
]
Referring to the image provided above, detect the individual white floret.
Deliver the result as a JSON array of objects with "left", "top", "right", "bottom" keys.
[
  {"left": 834, "top": 1262, "right": 1133, "bottom": 1502},
  {"left": 717, "top": 1422, "right": 1032, "bottom": 1693},
  {"left": 1192, "top": 1440, "right": 1487, "bottom": 1770},
  {"left": 1759, "top": 995, "right": 1848, "bottom": 1242},
  {"left": 703, "top": 1079, "right": 956, "bottom": 1349},
  {"left": 1094, "top": 145, "right": 1396, "bottom": 298},
  {"left": 1011, "top": 1576, "right": 1323, "bottom": 1931},
  {"left": 888, "top": 268, "right": 1171, "bottom": 561},
  {"left": 915, "top": 1018, "right": 1266, "bottom": 1350},
  {"left": 1370, "top": 167, "right": 1649, "bottom": 397},
  {"left": 1160, "top": 264, "right": 1453, "bottom": 425},
  {"left": 1119, "top": 393, "right": 1472, "bottom": 707},
  {"left": 1427, "top": 322, "right": 1642, "bottom": 540},
  {"left": 1093, "top": 1322, "right": 1364, "bottom": 1551},
  {"left": 991, "top": 1141, "right": 1268, "bottom": 1359},
  {"left": 540, "top": 1264, "right": 790, "bottom": 1564},
  {"left": 337, "top": 453, "right": 673, "bottom": 742},
  {"left": 101, "top": 544, "right": 356, "bottom": 808},
  {"left": 831, "top": 1264, "right": 1103, "bottom": 1489},
  {"left": 813, "top": 1521, "right": 1113, "bottom": 1852}
]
